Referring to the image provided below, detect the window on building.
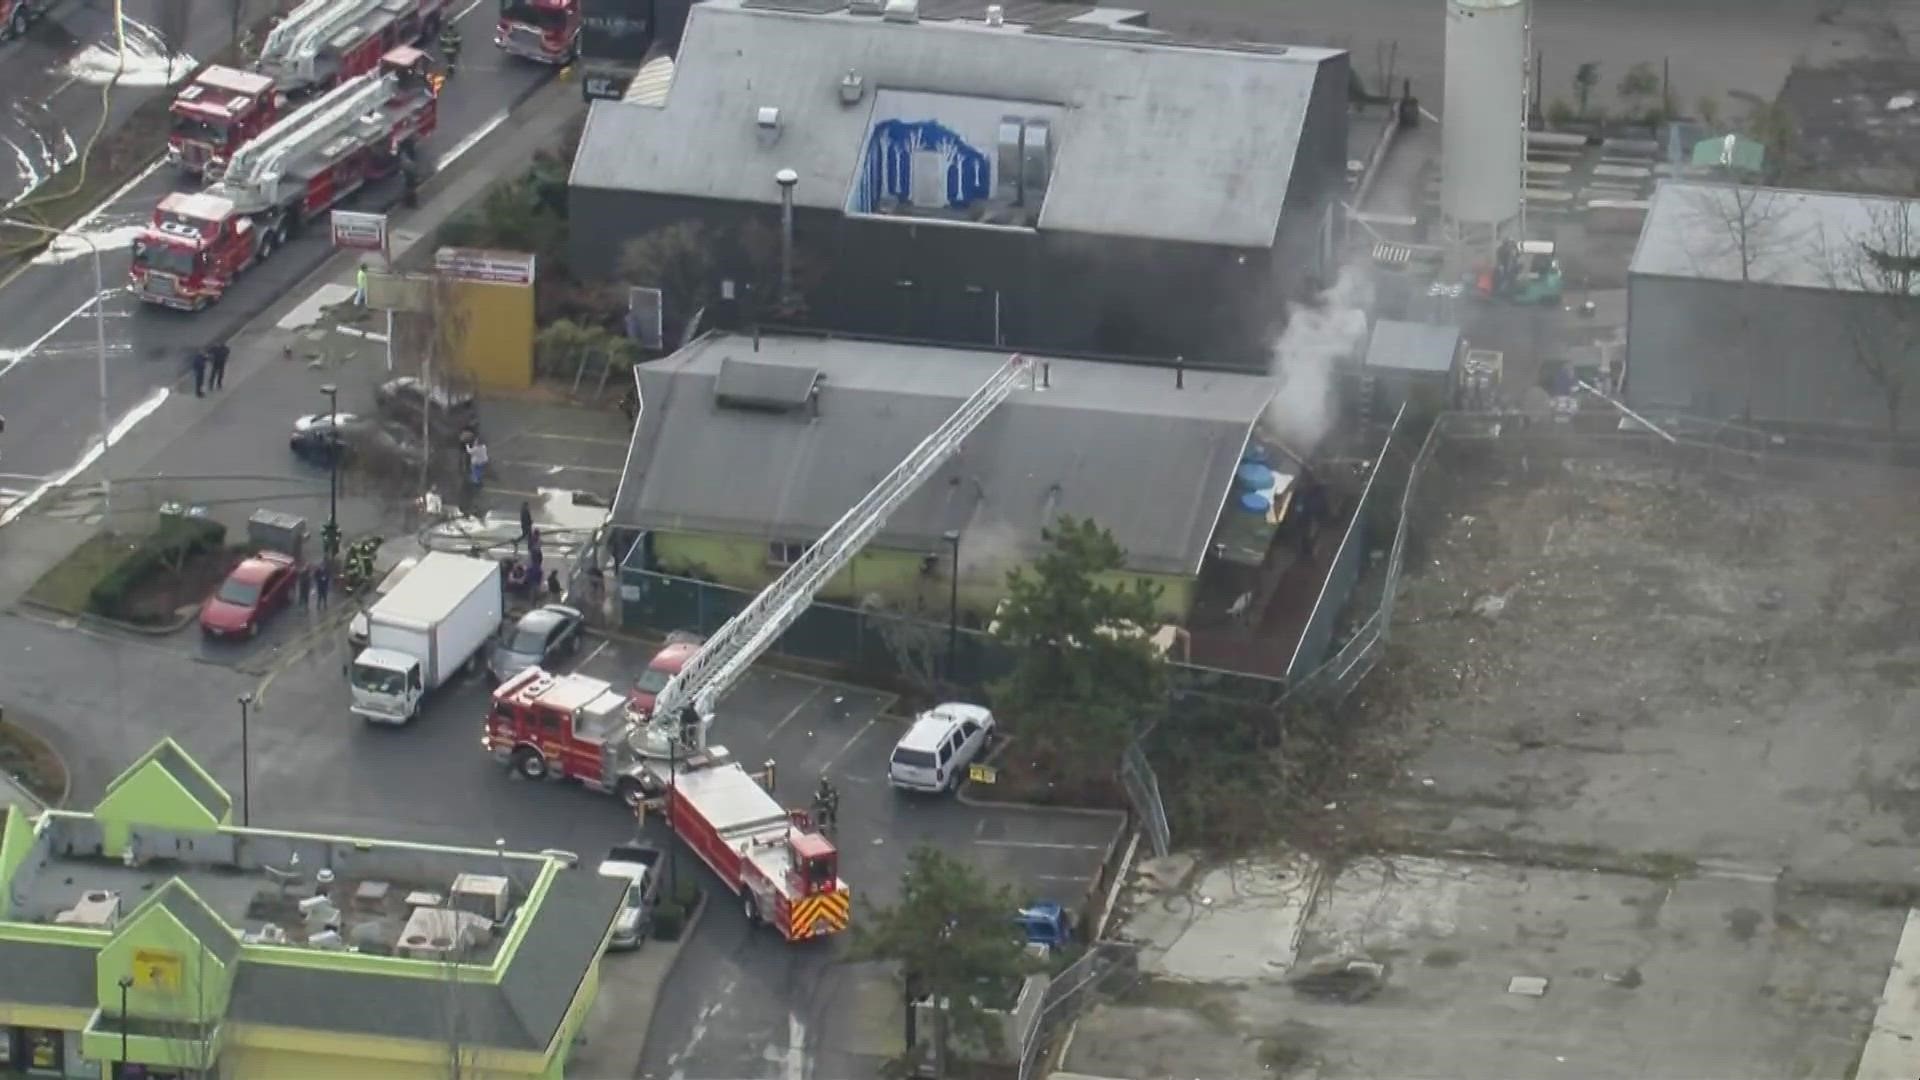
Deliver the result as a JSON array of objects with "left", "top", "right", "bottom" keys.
[
  {"left": 18, "top": 1028, "right": 61, "bottom": 1076},
  {"left": 768, "top": 540, "right": 808, "bottom": 567}
]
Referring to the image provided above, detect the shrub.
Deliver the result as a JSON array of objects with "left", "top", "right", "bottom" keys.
[
  {"left": 535, "top": 319, "right": 642, "bottom": 380},
  {"left": 651, "top": 906, "right": 684, "bottom": 940},
  {"left": 87, "top": 516, "right": 227, "bottom": 618}
]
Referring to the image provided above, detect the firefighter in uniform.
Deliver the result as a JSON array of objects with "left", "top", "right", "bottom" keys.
[
  {"left": 438, "top": 24, "right": 462, "bottom": 75},
  {"left": 811, "top": 776, "right": 839, "bottom": 834}
]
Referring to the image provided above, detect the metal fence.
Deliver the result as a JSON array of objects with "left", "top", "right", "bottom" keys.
[
  {"left": 1015, "top": 942, "right": 1141, "bottom": 1080},
  {"left": 1119, "top": 742, "right": 1170, "bottom": 858}
]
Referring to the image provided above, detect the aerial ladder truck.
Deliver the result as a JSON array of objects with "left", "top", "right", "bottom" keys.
[
  {"left": 485, "top": 352, "right": 1034, "bottom": 939},
  {"left": 130, "top": 50, "right": 438, "bottom": 311},
  {"left": 255, "top": 0, "right": 451, "bottom": 99}
]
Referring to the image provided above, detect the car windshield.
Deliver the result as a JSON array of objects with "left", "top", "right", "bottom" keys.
[
  {"left": 634, "top": 667, "right": 672, "bottom": 694},
  {"left": 892, "top": 748, "right": 937, "bottom": 768},
  {"left": 170, "top": 114, "right": 229, "bottom": 142},
  {"left": 350, "top": 663, "right": 405, "bottom": 695},
  {"left": 133, "top": 241, "right": 198, "bottom": 276},
  {"left": 216, "top": 579, "right": 261, "bottom": 607},
  {"left": 508, "top": 625, "right": 548, "bottom": 653}
]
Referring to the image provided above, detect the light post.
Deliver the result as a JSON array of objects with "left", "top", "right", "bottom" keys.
[
  {"left": 320, "top": 384, "right": 340, "bottom": 562},
  {"left": 942, "top": 529, "right": 961, "bottom": 682},
  {"left": 116, "top": 974, "right": 132, "bottom": 1067},
  {"left": 237, "top": 693, "right": 253, "bottom": 827},
  {"left": 3, "top": 219, "right": 114, "bottom": 522},
  {"left": 774, "top": 168, "right": 798, "bottom": 312}
]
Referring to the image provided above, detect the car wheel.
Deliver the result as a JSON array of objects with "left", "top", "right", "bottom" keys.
[
  {"left": 9, "top": 10, "right": 27, "bottom": 37},
  {"left": 511, "top": 748, "right": 547, "bottom": 780},
  {"left": 742, "top": 893, "right": 760, "bottom": 925},
  {"left": 616, "top": 776, "right": 645, "bottom": 807}
]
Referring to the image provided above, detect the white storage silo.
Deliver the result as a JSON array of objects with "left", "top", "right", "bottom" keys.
[{"left": 1440, "top": 0, "right": 1528, "bottom": 237}]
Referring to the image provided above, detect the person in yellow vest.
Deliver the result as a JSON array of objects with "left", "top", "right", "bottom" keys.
[{"left": 354, "top": 263, "right": 368, "bottom": 305}]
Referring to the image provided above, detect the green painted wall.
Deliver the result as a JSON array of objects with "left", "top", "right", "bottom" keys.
[
  {"left": 0, "top": 807, "right": 34, "bottom": 921},
  {"left": 92, "top": 745, "right": 228, "bottom": 854},
  {"left": 652, "top": 531, "right": 1195, "bottom": 623},
  {"left": 95, "top": 901, "right": 234, "bottom": 1025}
]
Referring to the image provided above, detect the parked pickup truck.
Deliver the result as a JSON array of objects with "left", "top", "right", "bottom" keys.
[
  {"left": 349, "top": 552, "right": 501, "bottom": 723},
  {"left": 597, "top": 843, "right": 663, "bottom": 950}
]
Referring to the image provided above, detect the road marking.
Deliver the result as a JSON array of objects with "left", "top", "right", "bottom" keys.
[
  {"left": 519, "top": 432, "right": 633, "bottom": 447},
  {"left": 496, "top": 459, "right": 625, "bottom": 475},
  {"left": 576, "top": 637, "right": 611, "bottom": 669},
  {"left": 768, "top": 685, "right": 822, "bottom": 740},
  {"left": 1034, "top": 874, "right": 1094, "bottom": 883},
  {"left": 665, "top": 977, "right": 734, "bottom": 1079},
  {"left": 336, "top": 326, "right": 390, "bottom": 342},
  {"left": 454, "top": 0, "right": 487, "bottom": 19},
  {"left": 0, "top": 386, "right": 168, "bottom": 527},
  {"left": 820, "top": 718, "right": 877, "bottom": 775},
  {"left": 975, "top": 840, "right": 1107, "bottom": 851},
  {"left": 439, "top": 110, "right": 508, "bottom": 171},
  {"left": 785, "top": 1011, "right": 806, "bottom": 1080},
  {"left": 0, "top": 291, "right": 111, "bottom": 377}
]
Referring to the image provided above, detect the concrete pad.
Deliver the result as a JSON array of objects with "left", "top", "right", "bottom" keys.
[
  {"left": 1856, "top": 909, "right": 1920, "bottom": 1080},
  {"left": 1127, "top": 857, "right": 1317, "bottom": 983},
  {"left": 1592, "top": 163, "right": 1652, "bottom": 179},
  {"left": 275, "top": 283, "right": 356, "bottom": 331},
  {"left": 1525, "top": 161, "right": 1573, "bottom": 175}
]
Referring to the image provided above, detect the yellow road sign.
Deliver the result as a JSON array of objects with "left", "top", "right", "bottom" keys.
[{"left": 968, "top": 763, "right": 997, "bottom": 785}]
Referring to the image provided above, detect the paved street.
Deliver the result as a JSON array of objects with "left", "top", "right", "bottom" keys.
[{"left": 0, "top": 0, "right": 550, "bottom": 492}]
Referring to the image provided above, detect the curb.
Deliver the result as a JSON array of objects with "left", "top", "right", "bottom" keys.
[
  {"left": 13, "top": 597, "right": 195, "bottom": 637},
  {"left": 0, "top": 715, "right": 73, "bottom": 810}
]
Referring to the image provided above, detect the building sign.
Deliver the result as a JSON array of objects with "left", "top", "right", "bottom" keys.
[
  {"left": 434, "top": 247, "right": 536, "bottom": 286},
  {"left": 132, "top": 947, "right": 182, "bottom": 991},
  {"left": 580, "top": 0, "right": 652, "bottom": 62},
  {"left": 581, "top": 71, "right": 628, "bottom": 101},
  {"left": 968, "top": 763, "right": 997, "bottom": 785},
  {"left": 330, "top": 210, "right": 388, "bottom": 254}
]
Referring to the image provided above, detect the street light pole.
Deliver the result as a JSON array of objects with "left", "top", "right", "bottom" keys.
[
  {"left": 237, "top": 693, "right": 253, "bottom": 827},
  {"left": 320, "top": 384, "right": 340, "bottom": 562},
  {"left": 943, "top": 529, "right": 961, "bottom": 682},
  {"left": 117, "top": 974, "right": 131, "bottom": 1067},
  {"left": 3, "top": 220, "right": 114, "bottom": 522}
]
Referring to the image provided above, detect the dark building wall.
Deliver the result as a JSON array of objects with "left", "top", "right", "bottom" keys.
[{"left": 1625, "top": 274, "right": 1896, "bottom": 429}]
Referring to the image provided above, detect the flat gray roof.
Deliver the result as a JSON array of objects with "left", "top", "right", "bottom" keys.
[
  {"left": 1629, "top": 180, "right": 1920, "bottom": 293},
  {"left": 570, "top": 0, "right": 1340, "bottom": 247},
  {"left": 1364, "top": 320, "right": 1461, "bottom": 375},
  {"left": 614, "top": 334, "right": 1278, "bottom": 576}
]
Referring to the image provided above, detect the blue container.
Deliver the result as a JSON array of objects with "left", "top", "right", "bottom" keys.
[
  {"left": 1236, "top": 462, "right": 1274, "bottom": 490},
  {"left": 1239, "top": 490, "right": 1272, "bottom": 514},
  {"left": 1242, "top": 445, "right": 1270, "bottom": 466}
]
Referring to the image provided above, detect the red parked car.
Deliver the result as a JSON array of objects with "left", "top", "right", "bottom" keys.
[
  {"left": 200, "top": 552, "right": 298, "bottom": 638},
  {"left": 627, "top": 639, "right": 700, "bottom": 716}
]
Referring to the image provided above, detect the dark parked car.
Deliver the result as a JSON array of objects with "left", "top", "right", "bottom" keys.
[
  {"left": 375, "top": 376, "right": 479, "bottom": 440},
  {"left": 289, "top": 412, "right": 425, "bottom": 470},
  {"left": 488, "top": 603, "right": 584, "bottom": 683}
]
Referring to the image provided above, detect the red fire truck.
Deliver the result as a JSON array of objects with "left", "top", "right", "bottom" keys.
[
  {"left": 484, "top": 668, "right": 851, "bottom": 940},
  {"left": 1, "top": 0, "right": 53, "bottom": 40},
  {"left": 495, "top": 0, "right": 580, "bottom": 64},
  {"left": 130, "top": 48, "right": 438, "bottom": 311},
  {"left": 168, "top": 67, "right": 280, "bottom": 178},
  {"left": 255, "top": 0, "right": 452, "bottom": 99}
]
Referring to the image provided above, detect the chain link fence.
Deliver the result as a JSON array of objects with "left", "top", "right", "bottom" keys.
[
  {"left": 1015, "top": 942, "right": 1141, "bottom": 1080},
  {"left": 1118, "top": 742, "right": 1170, "bottom": 858}
]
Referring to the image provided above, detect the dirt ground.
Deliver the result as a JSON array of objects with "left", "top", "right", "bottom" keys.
[{"left": 1359, "top": 431, "right": 1920, "bottom": 891}]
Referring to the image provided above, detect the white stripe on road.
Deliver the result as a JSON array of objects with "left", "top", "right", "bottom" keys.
[
  {"left": 0, "top": 291, "right": 115, "bottom": 377},
  {"left": 785, "top": 1012, "right": 806, "bottom": 1080},
  {"left": 454, "top": 0, "right": 487, "bottom": 19},
  {"left": 0, "top": 386, "right": 169, "bottom": 527},
  {"left": 975, "top": 840, "right": 1107, "bottom": 851},
  {"left": 767, "top": 686, "right": 823, "bottom": 740},
  {"left": 576, "top": 637, "right": 611, "bottom": 669},
  {"left": 819, "top": 719, "right": 877, "bottom": 775},
  {"left": 439, "top": 110, "right": 508, "bottom": 171},
  {"left": 68, "top": 157, "right": 168, "bottom": 232}
]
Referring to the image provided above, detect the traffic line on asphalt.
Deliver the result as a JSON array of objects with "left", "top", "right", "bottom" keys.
[
  {"left": 0, "top": 291, "right": 109, "bottom": 377},
  {"left": 440, "top": 110, "right": 509, "bottom": 171},
  {"left": 576, "top": 637, "right": 611, "bottom": 669},
  {"left": 0, "top": 385, "right": 169, "bottom": 527},
  {"left": 767, "top": 685, "right": 823, "bottom": 740},
  {"left": 454, "top": 0, "right": 487, "bottom": 19},
  {"left": 785, "top": 1012, "right": 806, "bottom": 1080},
  {"left": 974, "top": 839, "right": 1107, "bottom": 851},
  {"left": 820, "top": 718, "right": 877, "bottom": 775}
]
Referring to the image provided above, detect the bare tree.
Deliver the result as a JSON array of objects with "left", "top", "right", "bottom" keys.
[
  {"left": 156, "top": 940, "right": 221, "bottom": 1078},
  {"left": 1823, "top": 200, "right": 1920, "bottom": 432},
  {"left": 426, "top": 272, "right": 475, "bottom": 496},
  {"left": 1682, "top": 182, "right": 1798, "bottom": 425},
  {"left": 441, "top": 939, "right": 481, "bottom": 1079},
  {"left": 861, "top": 593, "right": 946, "bottom": 694}
]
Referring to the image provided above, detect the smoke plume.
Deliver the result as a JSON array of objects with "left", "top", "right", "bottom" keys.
[{"left": 1264, "top": 266, "right": 1373, "bottom": 453}]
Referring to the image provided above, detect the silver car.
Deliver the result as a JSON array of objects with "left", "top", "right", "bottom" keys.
[{"left": 488, "top": 604, "right": 584, "bottom": 683}]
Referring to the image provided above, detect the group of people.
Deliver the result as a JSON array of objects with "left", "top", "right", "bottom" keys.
[
  {"left": 189, "top": 343, "right": 231, "bottom": 397},
  {"left": 296, "top": 561, "right": 334, "bottom": 610}
]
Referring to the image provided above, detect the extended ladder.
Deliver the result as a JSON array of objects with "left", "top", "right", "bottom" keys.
[
  {"left": 214, "top": 72, "right": 393, "bottom": 211},
  {"left": 259, "top": 0, "right": 389, "bottom": 81},
  {"left": 631, "top": 352, "right": 1032, "bottom": 758}
]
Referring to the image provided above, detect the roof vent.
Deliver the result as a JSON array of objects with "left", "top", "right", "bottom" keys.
[
  {"left": 882, "top": 0, "right": 918, "bottom": 23},
  {"left": 848, "top": 0, "right": 882, "bottom": 12},
  {"left": 839, "top": 69, "right": 866, "bottom": 106},
  {"left": 756, "top": 105, "right": 781, "bottom": 131},
  {"left": 985, "top": 3, "right": 1004, "bottom": 25}
]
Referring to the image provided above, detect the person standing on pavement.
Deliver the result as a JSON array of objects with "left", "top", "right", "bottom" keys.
[
  {"left": 466, "top": 437, "right": 489, "bottom": 488},
  {"left": 314, "top": 563, "right": 332, "bottom": 610},
  {"left": 190, "top": 350, "right": 206, "bottom": 397},
  {"left": 519, "top": 500, "right": 534, "bottom": 545},
  {"left": 208, "top": 342, "right": 229, "bottom": 390},
  {"left": 298, "top": 564, "right": 313, "bottom": 610},
  {"left": 354, "top": 263, "right": 369, "bottom": 306}
]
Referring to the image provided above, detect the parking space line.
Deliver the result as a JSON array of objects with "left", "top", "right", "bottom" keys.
[
  {"left": 768, "top": 685, "right": 822, "bottom": 740},
  {"left": 1034, "top": 875, "right": 1094, "bottom": 884},
  {"left": 517, "top": 432, "right": 632, "bottom": 447},
  {"left": 577, "top": 638, "right": 611, "bottom": 669},
  {"left": 821, "top": 718, "right": 877, "bottom": 775},
  {"left": 495, "top": 460, "right": 627, "bottom": 474},
  {"left": 975, "top": 840, "right": 1107, "bottom": 851}
]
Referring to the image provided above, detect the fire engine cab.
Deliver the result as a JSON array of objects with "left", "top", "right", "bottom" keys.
[
  {"left": 496, "top": 0, "right": 579, "bottom": 64},
  {"left": 484, "top": 667, "right": 851, "bottom": 940},
  {"left": 168, "top": 66, "right": 280, "bottom": 177}
]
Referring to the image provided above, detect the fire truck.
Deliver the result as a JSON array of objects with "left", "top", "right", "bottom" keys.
[
  {"left": 256, "top": 0, "right": 451, "bottom": 99},
  {"left": 1, "top": 0, "right": 53, "bottom": 40},
  {"left": 168, "top": 67, "right": 280, "bottom": 177},
  {"left": 484, "top": 351, "right": 1035, "bottom": 938},
  {"left": 130, "top": 48, "right": 437, "bottom": 311},
  {"left": 495, "top": 0, "right": 580, "bottom": 64}
]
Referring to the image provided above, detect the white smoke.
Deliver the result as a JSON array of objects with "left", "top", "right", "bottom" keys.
[{"left": 1264, "top": 266, "right": 1373, "bottom": 454}]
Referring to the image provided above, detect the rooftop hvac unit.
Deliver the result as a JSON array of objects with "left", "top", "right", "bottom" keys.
[
  {"left": 54, "top": 890, "right": 122, "bottom": 929},
  {"left": 756, "top": 105, "right": 781, "bottom": 131},
  {"left": 450, "top": 873, "right": 513, "bottom": 922},
  {"left": 985, "top": 3, "right": 1004, "bottom": 25},
  {"left": 1020, "top": 119, "right": 1052, "bottom": 198},
  {"left": 398, "top": 906, "right": 492, "bottom": 959},
  {"left": 242, "top": 924, "right": 288, "bottom": 946},
  {"left": 839, "top": 70, "right": 866, "bottom": 105},
  {"left": 997, "top": 117, "right": 1026, "bottom": 204},
  {"left": 882, "top": 0, "right": 918, "bottom": 22}
]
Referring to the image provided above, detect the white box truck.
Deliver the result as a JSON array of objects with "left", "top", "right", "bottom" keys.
[{"left": 349, "top": 552, "right": 502, "bottom": 723}]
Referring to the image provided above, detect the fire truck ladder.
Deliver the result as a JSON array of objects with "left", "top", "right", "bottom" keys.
[
  {"left": 632, "top": 352, "right": 1032, "bottom": 759},
  {"left": 216, "top": 72, "right": 392, "bottom": 208},
  {"left": 259, "top": 0, "right": 389, "bottom": 77}
]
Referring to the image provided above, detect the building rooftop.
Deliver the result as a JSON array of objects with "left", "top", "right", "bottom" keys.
[
  {"left": 1629, "top": 180, "right": 1920, "bottom": 293},
  {"left": 613, "top": 333, "right": 1280, "bottom": 577},
  {"left": 1778, "top": 58, "right": 1920, "bottom": 195},
  {"left": 1363, "top": 320, "right": 1461, "bottom": 375},
  {"left": 570, "top": 0, "right": 1342, "bottom": 247}
]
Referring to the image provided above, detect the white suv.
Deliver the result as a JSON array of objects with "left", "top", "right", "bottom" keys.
[{"left": 889, "top": 704, "right": 995, "bottom": 793}]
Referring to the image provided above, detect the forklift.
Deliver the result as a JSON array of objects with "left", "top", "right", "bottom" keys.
[{"left": 1475, "top": 239, "right": 1563, "bottom": 306}]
